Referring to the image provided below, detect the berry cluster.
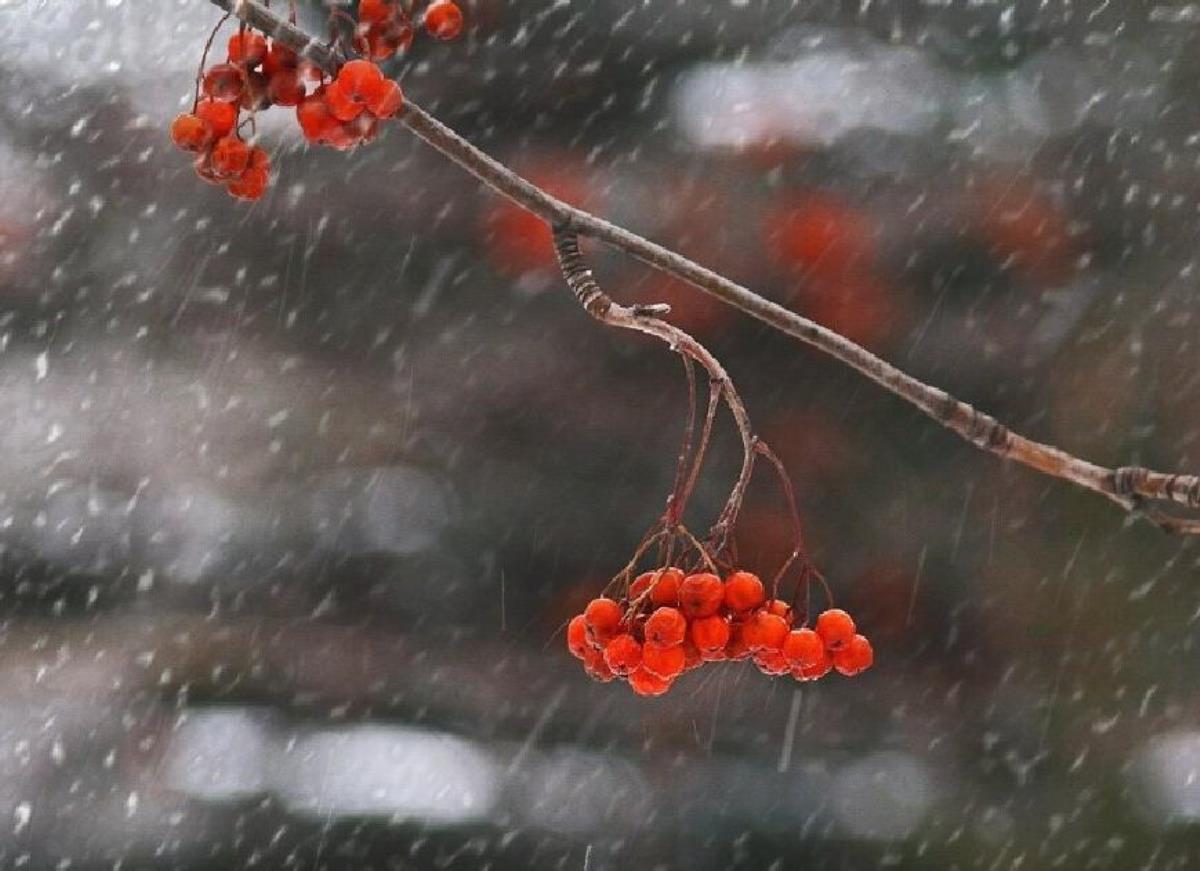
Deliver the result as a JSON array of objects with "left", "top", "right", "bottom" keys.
[
  {"left": 169, "top": 32, "right": 302, "bottom": 200},
  {"left": 172, "top": 1, "right": 465, "bottom": 202},
  {"left": 296, "top": 60, "right": 403, "bottom": 150},
  {"left": 356, "top": 0, "right": 463, "bottom": 58},
  {"left": 567, "top": 569, "right": 873, "bottom": 696}
]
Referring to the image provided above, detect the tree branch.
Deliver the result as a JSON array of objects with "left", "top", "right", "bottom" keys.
[{"left": 207, "top": 0, "right": 1200, "bottom": 534}]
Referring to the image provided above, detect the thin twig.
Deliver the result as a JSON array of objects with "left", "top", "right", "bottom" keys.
[
  {"left": 553, "top": 229, "right": 757, "bottom": 549},
  {"left": 206, "top": 0, "right": 1200, "bottom": 534}
]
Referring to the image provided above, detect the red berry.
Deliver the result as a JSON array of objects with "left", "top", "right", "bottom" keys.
[
  {"left": 195, "top": 100, "right": 237, "bottom": 139},
  {"left": 641, "top": 642, "right": 685, "bottom": 679},
  {"left": 815, "top": 608, "right": 856, "bottom": 652},
  {"left": 268, "top": 71, "right": 306, "bottom": 107},
  {"left": 628, "top": 667, "right": 672, "bottom": 697},
  {"left": 765, "top": 599, "right": 794, "bottom": 625},
  {"left": 227, "top": 32, "right": 268, "bottom": 66},
  {"left": 240, "top": 71, "right": 270, "bottom": 111},
  {"left": 792, "top": 647, "right": 832, "bottom": 681},
  {"left": 650, "top": 568, "right": 684, "bottom": 606},
  {"left": 202, "top": 63, "right": 246, "bottom": 102},
  {"left": 226, "top": 167, "right": 268, "bottom": 201},
  {"left": 225, "top": 147, "right": 270, "bottom": 201},
  {"left": 742, "top": 611, "right": 789, "bottom": 651},
  {"left": 682, "top": 641, "right": 704, "bottom": 671},
  {"left": 209, "top": 136, "right": 251, "bottom": 180},
  {"left": 170, "top": 113, "right": 212, "bottom": 152},
  {"left": 358, "top": 0, "right": 394, "bottom": 25},
  {"left": 644, "top": 606, "right": 687, "bottom": 648},
  {"left": 723, "top": 571, "right": 765, "bottom": 613},
  {"left": 355, "top": 22, "right": 414, "bottom": 60},
  {"left": 583, "top": 648, "right": 615, "bottom": 683},
  {"left": 754, "top": 647, "right": 791, "bottom": 676},
  {"left": 566, "top": 615, "right": 589, "bottom": 660},
  {"left": 326, "top": 59, "right": 402, "bottom": 122},
  {"left": 690, "top": 614, "right": 731, "bottom": 652},
  {"left": 424, "top": 0, "right": 464, "bottom": 40},
  {"left": 679, "top": 573, "right": 723, "bottom": 618},
  {"left": 630, "top": 567, "right": 683, "bottom": 606},
  {"left": 832, "top": 634, "right": 873, "bottom": 676},
  {"left": 262, "top": 42, "right": 299, "bottom": 76},
  {"left": 781, "top": 628, "right": 825, "bottom": 668},
  {"left": 297, "top": 92, "right": 337, "bottom": 142},
  {"left": 603, "top": 634, "right": 642, "bottom": 676},
  {"left": 583, "top": 597, "right": 623, "bottom": 643}
]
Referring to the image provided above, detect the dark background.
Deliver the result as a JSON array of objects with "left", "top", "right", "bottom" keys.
[{"left": 0, "top": 0, "right": 1199, "bottom": 867}]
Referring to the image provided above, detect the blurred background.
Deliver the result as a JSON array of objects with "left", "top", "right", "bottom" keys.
[{"left": 1, "top": 0, "right": 1199, "bottom": 867}]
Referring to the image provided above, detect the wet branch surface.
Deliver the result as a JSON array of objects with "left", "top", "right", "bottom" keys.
[{"left": 213, "top": 0, "right": 1200, "bottom": 534}]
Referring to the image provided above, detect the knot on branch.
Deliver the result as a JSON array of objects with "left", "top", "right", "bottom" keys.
[
  {"left": 553, "top": 228, "right": 612, "bottom": 319},
  {"left": 1112, "top": 466, "right": 1150, "bottom": 499}
]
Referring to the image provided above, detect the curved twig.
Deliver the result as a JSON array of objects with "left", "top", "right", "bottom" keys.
[{"left": 207, "top": 0, "right": 1200, "bottom": 534}]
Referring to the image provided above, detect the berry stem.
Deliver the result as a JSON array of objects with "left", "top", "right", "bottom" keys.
[
  {"left": 207, "top": 0, "right": 1200, "bottom": 536},
  {"left": 663, "top": 353, "right": 698, "bottom": 528},
  {"left": 553, "top": 228, "right": 758, "bottom": 557},
  {"left": 194, "top": 11, "right": 233, "bottom": 110}
]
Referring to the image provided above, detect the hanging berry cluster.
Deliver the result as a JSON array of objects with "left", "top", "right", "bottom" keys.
[
  {"left": 171, "top": 1, "right": 464, "bottom": 202},
  {"left": 169, "top": 32, "right": 299, "bottom": 201},
  {"left": 567, "top": 568, "right": 873, "bottom": 697}
]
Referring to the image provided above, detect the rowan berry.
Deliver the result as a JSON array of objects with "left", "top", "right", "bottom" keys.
[
  {"left": 741, "top": 611, "right": 789, "bottom": 651},
  {"left": 583, "top": 648, "right": 615, "bottom": 683},
  {"left": 210, "top": 136, "right": 251, "bottom": 180},
  {"left": 262, "top": 42, "right": 299, "bottom": 76},
  {"left": 355, "top": 22, "right": 414, "bottom": 60},
  {"left": 424, "top": 0, "right": 464, "bottom": 40},
  {"left": 641, "top": 642, "right": 686, "bottom": 679},
  {"left": 226, "top": 166, "right": 268, "bottom": 201},
  {"left": 792, "top": 647, "right": 832, "bottom": 681},
  {"left": 326, "top": 60, "right": 403, "bottom": 122},
  {"left": 584, "top": 597, "right": 623, "bottom": 642},
  {"left": 170, "top": 113, "right": 212, "bottom": 152},
  {"left": 227, "top": 31, "right": 268, "bottom": 66},
  {"left": 202, "top": 64, "right": 246, "bottom": 102},
  {"left": 297, "top": 92, "right": 338, "bottom": 142},
  {"left": 630, "top": 568, "right": 682, "bottom": 606},
  {"left": 358, "top": 0, "right": 394, "bottom": 25},
  {"left": 195, "top": 100, "right": 237, "bottom": 139},
  {"left": 240, "top": 71, "right": 271, "bottom": 111},
  {"left": 832, "top": 634, "right": 873, "bottom": 676},
  {"left": 566, "top": 614, "right": 590, "bottom": 660},
  {"left": 765, "top": 599, "right": 794, "bottom": 625},
  {"left": 644, "top": 606, "right": 687, "bottom": 648},
  {"left": 815, "top": 608, "right": 856, "bottom": 652},
  {"left": 723, "top": 570, "right": 765, "bottom": 613},
  {"left": 753, "top": 647, "right": 791, "bottom": 676},
  {"left": 629, "top": 571, "right": 654, "bottom": 599},
  {"left": 679, "top": 572, "right": 723, "bottom": 618},
  {"left": 690, "top": 614, "right": 731, "bottom": 652},
  {"left": 603, "top": 633, "right": 643, "bottom": 676},
  {"left": 267, "top": 71, "right": 306, "bottom": 107},
  {"left": 225, "top": 147, "right": 270, "bottom": 201},
  {"left": 628, "top": 667, "right": 672, "bottom": 697},
  {"left": 781, "top": 628, "right": 824, "bottom": 669}
]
